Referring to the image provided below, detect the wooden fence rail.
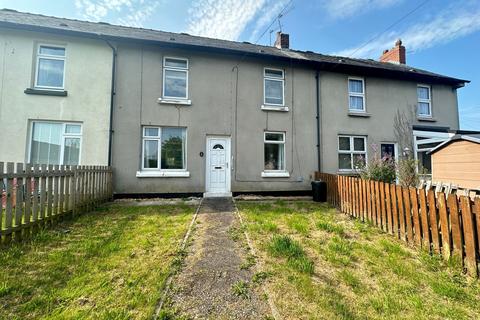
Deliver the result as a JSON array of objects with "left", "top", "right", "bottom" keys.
[
  {"left": 1, "top": 163, "right": 113, "bottom": 244},
  {"left": 315, "top": 172, "right": 480, "bottom": 277}
]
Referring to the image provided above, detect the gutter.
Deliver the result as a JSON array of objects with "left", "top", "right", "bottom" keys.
[
  {"left": 99, "top": 36, "right": 117, "bottom": 167},
  {"left": 315, "top": 71, "right": 321, "bottom": 172}
]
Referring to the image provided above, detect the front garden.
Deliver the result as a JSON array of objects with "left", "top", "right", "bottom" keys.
[
  {"left": 0, "top": 202, "right": 195, "bottom": 319},
  {"left": 237, "top": 200, "right": 480, "bottom": 320}
]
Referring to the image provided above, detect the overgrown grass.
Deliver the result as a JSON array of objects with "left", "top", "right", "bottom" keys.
[
  {"left": 0, "top": 202, "right": 195, "bottom": 319},
  {"left": 238, "top": 200, "right": 480, "bottom": 320}
]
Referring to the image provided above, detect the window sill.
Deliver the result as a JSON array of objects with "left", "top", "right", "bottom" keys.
[
  {"left": 417, "top": 116, "right": 436, "bottom": 122},
  {"left": 157, "top": 98, "right": 192, "bottom": 106},
  {"left": 261, "top": 171, "right": 290, "bottom": 178},
  {"left": 348, "top": 111, "right": 370, "bottom": 117},
  {"left": 136, "top": 171, "right": 190, "bottom": 178},
  {"left": 261, "top": 105, "right": 289, "bottom": 112},
  {"left": 24, "top": 88, "right": 68, "bottom": 97}
]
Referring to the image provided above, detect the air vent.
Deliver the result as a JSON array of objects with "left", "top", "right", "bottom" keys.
[
  {"left": 170, "top": 37, "right": 175, "bottom": 41},
  {"left": 259, "top": 49, "right": 265, "bottom": 53}
]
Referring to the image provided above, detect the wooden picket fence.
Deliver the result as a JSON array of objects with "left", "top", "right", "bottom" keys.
[
  {"left": 1, "top": 163, "right": 113, "bottom": 244},
  {"left": 315, "top": 172, "right": 480, "bottom": 277}
]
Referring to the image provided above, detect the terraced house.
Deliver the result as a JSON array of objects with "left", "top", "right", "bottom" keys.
[{"left": 0, "top": 9, "right": 470, "bottom": 196}]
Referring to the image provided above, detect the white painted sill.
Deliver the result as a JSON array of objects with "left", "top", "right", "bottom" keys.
[
  {"left": 261, "top": 171, "right": 290, "bottom": 178},
  {"left": 136, "top": 171, "right": 190, "bottom": 178},
  {"left": 348, "top": 111, "right": 371, "bottom": 117},
  {"left": 417, "top": 116, "right": 436, "bottom": 122},
  {"left": 261, "top": 105, "right": 289, "bottom": 112},
  {"left": 157, "top": 98, "right": 192, "bottom": 106}
]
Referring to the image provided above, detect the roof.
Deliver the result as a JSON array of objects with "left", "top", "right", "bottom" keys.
[
  {"left": 429, "top": 134, "right": 480, "bottom": 154},
  {"left": 0, "top": 8, "right": 469, "bottom": 87}
]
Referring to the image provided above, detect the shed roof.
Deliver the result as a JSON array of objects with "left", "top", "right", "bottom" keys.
[
  {"left": 428, "top": 134, "right": 480, "bottom": 154},
  {"left": 0, "top": 8, "right": 469, "bottom": 88}
]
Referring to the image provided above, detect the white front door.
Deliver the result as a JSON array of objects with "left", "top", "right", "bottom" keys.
[{"left": 205, "top": 137, "right": 231, "bottom": 196}]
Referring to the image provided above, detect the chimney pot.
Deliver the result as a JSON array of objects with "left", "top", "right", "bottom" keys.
[
  {"left": 274, "top": 32, "right": 289, "bottom": 49},
  {"left": 380, "top": 39, "right": 406, "bottom": 64}
]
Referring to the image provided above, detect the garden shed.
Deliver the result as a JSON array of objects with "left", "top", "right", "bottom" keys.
[{"left": 429, "top": 134, "right": 480, "bottom": 189}]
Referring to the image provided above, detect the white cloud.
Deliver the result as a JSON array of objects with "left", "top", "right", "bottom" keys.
[
  {"left": 75, "top": 0, "right": 158, "bottom": 27},
  {"left": 321, "top": 0, "right": 402, "bottom": 20},
  {"left": 249, "top": 0, "right": 290, "bottom": 43},
  {"left": 334, "top": 4, "right": 480, "bottom": 58},
  {"left": 186, "top": 0, "right": 267, "bottom": 40}
]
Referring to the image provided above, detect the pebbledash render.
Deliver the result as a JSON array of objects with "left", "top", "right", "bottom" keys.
[{"left": 0, "top": 10, "right": 470, "bottom": 196}]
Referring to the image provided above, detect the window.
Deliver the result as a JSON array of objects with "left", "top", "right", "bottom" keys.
[
  {"left": 35, "top": 45, "right": 66, "bottom": 89},
  {"left": 413, "top": 130, "right": 452, "bottom": 175},
  {"left": 417, "top": 85, "right": 431, "bottom": 117},
  {"left": 30, "top": 122, "right": 81, "bottom": 165},
  {"left": 163, "top": 57, "right": 188, "bottom": 100},
  {"left": 338, "top": 136, "right": 366, "bottom": 171},
  {"left": 264, "top": 132, "right": 285, "bottom": 171},
  {"left": 142, "top": 127, "right": 186, "bottom": 171},
  {"left": 348, "top": 77, "right": 365, "bottom": 112},
  {"left": 264, "top": 68, "right": 284, "bottom": 106}
]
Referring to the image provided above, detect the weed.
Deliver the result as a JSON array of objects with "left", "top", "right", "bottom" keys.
[
  {"left": 268, "top": 235, "right": 314, "bottom": 274},
  {"left": 252, "top": 271, "right": 271, "bottom": 284},
  {"left": 316, "top": 220, "right": 345, "bottom": 236},
  {"left": 232, "top": 280, "right": 250, "bottom": 299},
  {"left": 240, "top": 254, "right": 256, "bottom": 270}
]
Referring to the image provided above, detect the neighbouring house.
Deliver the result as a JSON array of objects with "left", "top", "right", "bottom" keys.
[
  {"left": 0, "top": 9, "right": 471, "bottom": 196},
  {"left": 429, "top": 134, "right": 480, "bottom": 189},
  {"left": 0, "top": 9, "right": 113, "bottom": 166}
]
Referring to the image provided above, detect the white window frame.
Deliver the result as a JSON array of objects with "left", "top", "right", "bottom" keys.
[
  {"left": 263, "top": 68, "right": 285, "bottom": 107},
  {"left": 338, "top": 135, "right": 367, "bottom": 172},
  {"left": 34, "top": 44, "right": 66, "bottom": 90},
  {"left": 412, "top": 130, "right": 453, "bottom": 175},
  {"left": 162, "top": 57, "right": 189, "bottom": 100},
  {"left": 348, "top": 77, "right": 366, "bottom": 113},
  {"left": 417, "top": 84, "right": 432, "bottom": 117},
  {"left": 28, "top": 121, "right": 82, "bottom": 165},
  {"left": 140, "top": 126, "right": 188, "bottom": 173},
  {"left": 262, "top": 131, "right": 288, "bottom": 177}
]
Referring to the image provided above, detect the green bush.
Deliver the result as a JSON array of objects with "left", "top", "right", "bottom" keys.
[{"left": 358, "top": 156, "right": 396, "bottom": 183}]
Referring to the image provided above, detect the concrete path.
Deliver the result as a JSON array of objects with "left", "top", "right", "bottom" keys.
[{"left": 167, "top": 197, "right": 271, "bottom": 319}]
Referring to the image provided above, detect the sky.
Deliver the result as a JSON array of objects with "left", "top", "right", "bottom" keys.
[{"left": 1, "top": 0, "right": 478, "bottom": 130}]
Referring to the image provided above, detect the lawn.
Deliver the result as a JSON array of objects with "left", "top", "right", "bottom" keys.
[
  {"left": 0, "top": 202, "right": 195, "bottom": 320},
  {"left": 237, "top": 200, "right": 480, "bottom": 320}
]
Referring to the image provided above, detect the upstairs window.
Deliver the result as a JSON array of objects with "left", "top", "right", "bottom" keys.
[
  {"left": 264, "top": 132, "right": 285, "bottom": 171},
  {"left": 338, "top": 135, "right": 366, "bottom": 171},
  {"left": 35, "top": 45, "right": 66, "bottom": 90},
  {"left": 142, "top": 127, "right": 187, "bottom": 171},
  {"left": 30, "top": 121, "right": 81, "bottom": 165},
  {"left": 264, "top": 68, "right": 284, "bottom": 106},
  {"left": 417, "top": 85, "right": 432, "bottom": 117},
  {"left": 163, "top": 57, "right": 188, "bottom": 100},
  {"left": 348, "top": 77, "right": 365, "bottom": 112}
]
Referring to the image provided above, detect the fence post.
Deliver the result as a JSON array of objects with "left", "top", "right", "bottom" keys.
[{"left": 460, "top": 196, "right": 478, "bottom": 276}]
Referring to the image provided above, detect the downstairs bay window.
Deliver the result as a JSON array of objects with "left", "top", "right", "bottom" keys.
[{"left": 137, "top": 126, "right": 189, "bottom": 177}]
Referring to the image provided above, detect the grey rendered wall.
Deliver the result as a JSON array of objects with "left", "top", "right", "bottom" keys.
[
  {"left": 0, "top": 29, "right": 112, "bottom": 165},
  {"left": 112, "top": 44, "right": 317, "bottom": 194},
  {"left": 319, "top": 71, "right": 459, "bottom": 174}
]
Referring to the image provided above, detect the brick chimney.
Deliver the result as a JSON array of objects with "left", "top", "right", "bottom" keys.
[
  {"left": 274, "top": 31, "right": 289, "bottom": 49},
  {"left": 380, "top": 39, "right": 406, "bottom": 64}
]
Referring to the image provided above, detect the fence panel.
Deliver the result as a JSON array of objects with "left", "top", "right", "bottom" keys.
[
  {"left": 1, "top": 164, "right": 113, "bottom": 244},
  {"left": 315, "top": 172, "right": 479, "bottom": 277}
]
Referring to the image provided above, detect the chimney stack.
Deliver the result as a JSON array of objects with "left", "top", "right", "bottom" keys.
[
  {"left": 380, "top": 39, "right": 406, "bottom": 64},
  {"left": 274, "top": 31, "right": 289, "bottom": 50}
]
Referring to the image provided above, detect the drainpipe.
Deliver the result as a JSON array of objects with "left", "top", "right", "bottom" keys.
[
  {"left": 99, "top": 36, "right": 117, "bottom": 167},
  {"left": 315, "top": 71, "right": 321, "bottom": 172}
]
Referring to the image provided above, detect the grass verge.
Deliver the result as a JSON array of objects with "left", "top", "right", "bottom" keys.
[
  {"left": 0, "top": 202, "right": 195, "bottom": 319},
  {"left": 237, "top": 200, "right": 480, "bottom": 320}
]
